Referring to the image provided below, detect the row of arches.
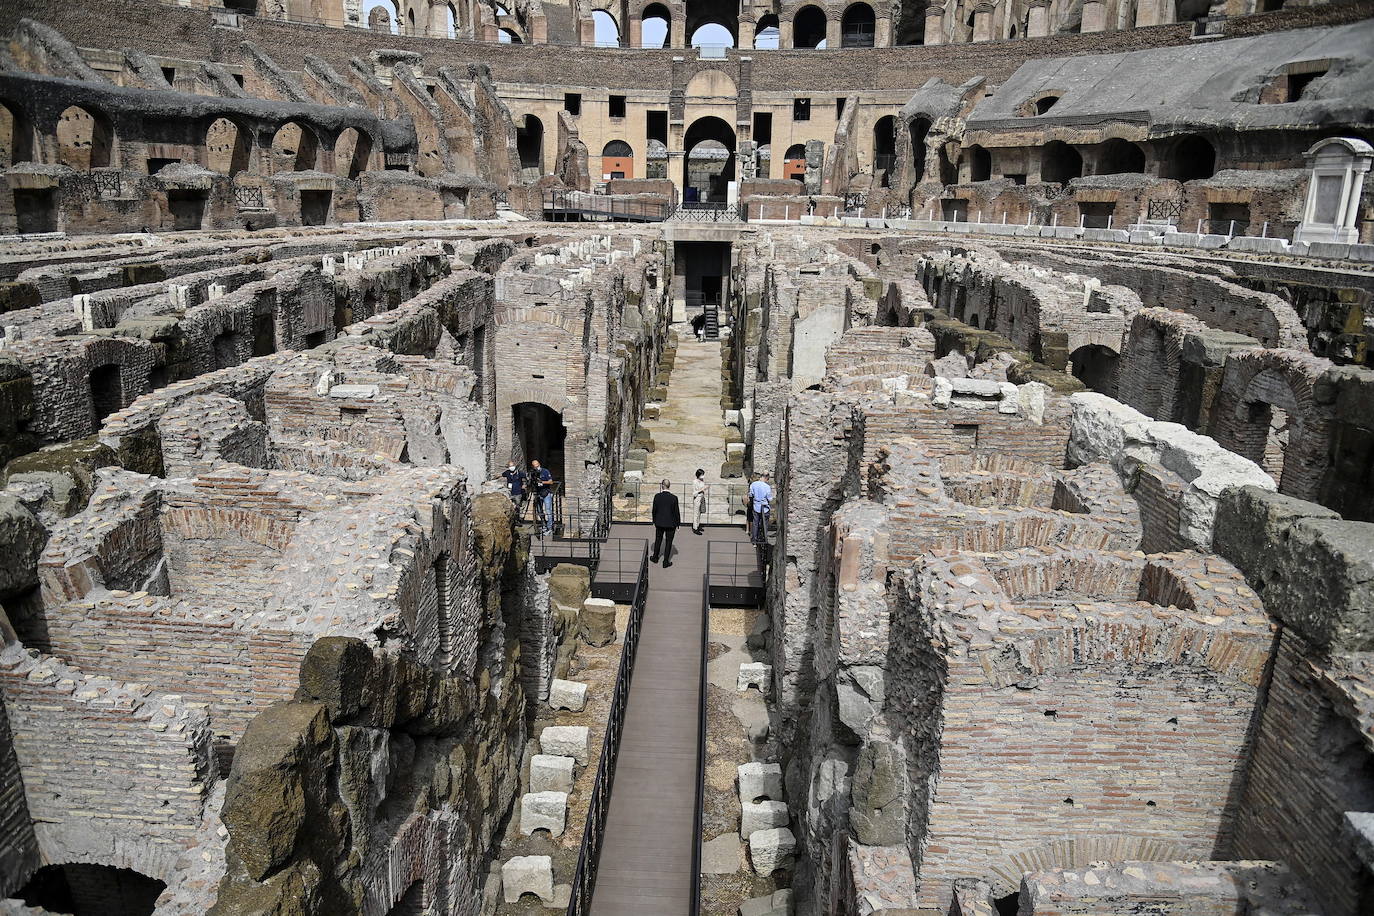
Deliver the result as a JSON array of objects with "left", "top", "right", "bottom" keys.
[
  {"left": 0, "top": 99, "right": 377, "bottom": 179},
  {"left": 589, "top": 1, "right": 881, "bottom": 49},
  {"left": 900, "top": 117, "right": 1219, "bottom": 187}
]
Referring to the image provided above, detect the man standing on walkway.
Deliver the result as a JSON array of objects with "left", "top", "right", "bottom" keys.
[
  {"left": 502, "top": 461, "right": 527, "bottom": 513},
  {"left": 650, "top": 479, "right": 680, "bottom": 568},
  {"left": 749, "top": 472, "right": 773, "bottom": 546},
  {"left": 531, "top": 459, "right": 555, "bottom": 537}
]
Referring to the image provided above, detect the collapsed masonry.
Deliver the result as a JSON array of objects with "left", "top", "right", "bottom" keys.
[
  {"left": 721, "top": 227, "right": 1374, "bottom": 916},
  {"left": 0, "top": 224, "right": 669, "bottom": 914}
]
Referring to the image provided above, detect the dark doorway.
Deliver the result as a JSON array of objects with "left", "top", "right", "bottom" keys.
[
  {"left": 300, "top": 190, "right": 331, "bottom": 226},
  {"left": 676, "top": 240, "right": 731, "bottom": 315},
  {"left": 1040, "top": 141, "right": 1083, "bottom": 184},
  {"left": 14, "top": 188, "right": 56, "bottom": 234},
  {"left": 18, "top": 863, "right": 166, "bottom": 916},
  {"left": 1162, "top": 135, "right": 1216, "bottom": 181},
  {"left": 682, "top": 117, "right": 736, "bottom": 204},
  {"left": 252, "top": 310, "right": 276, "bottom": 357},
  {"left": 512, "top": 402, "right": 566, "bottom": 485},
  {"left": 793, "top": 5, "right": 827, "bottom": 47},
  {"left": 167, "top": 190, "right": 206, "bottom": 230},
  {"left": 89, "top": 363, "right": 124, "bottom": 425},
  {"left": 213, "top": 331, "right": 240, "bottom": 370},
  {"left": 516, "top": 114, "right": 544, "bottom": 173},
  {"left": 1069, "top": 344, "right": 1119, "bottom": 395}
]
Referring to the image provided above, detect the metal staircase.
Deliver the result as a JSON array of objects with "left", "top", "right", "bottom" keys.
[{"left": 702, "top": 304, "right": 719, "bottom": 340}]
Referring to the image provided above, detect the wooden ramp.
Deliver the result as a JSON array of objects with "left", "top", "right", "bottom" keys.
[{"left": 589, "top": 522, "right": 752, "bottom": 915}]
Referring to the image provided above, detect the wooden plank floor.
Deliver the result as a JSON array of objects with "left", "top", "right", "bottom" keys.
[{"left": 591, "top": 522, "right": 751, "bottom": 916}]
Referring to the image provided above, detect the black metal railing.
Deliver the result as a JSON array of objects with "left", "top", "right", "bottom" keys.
[
  {"left": 690, "top": 571, "right": 709, "bottom": 916},
  {"left": 543, "top": 189, "right": 668, "bottom": 222},
  {"left": 841, "top": 25, "right": 876, "bottom": 47},
  {"left": 515, "top": 480, "right": 565, "bottom": 533},
  {"left": 566, "top": 538, "right": 652, "bottom": 916},
  {"left": 706, "top": 539, "right": 768, "bottom": 607},
  {"left": 668, "top": 203, "right": 743, "bottom": 223},
  {"left": 613, "top": 480, "right": 752, "bottom": 527},
  {"left": 234, "top": 185, "right": 266, "bottom": 209}
]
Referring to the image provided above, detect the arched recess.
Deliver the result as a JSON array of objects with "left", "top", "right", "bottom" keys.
[
  {"left": 792, "top": 5, "right": 828, "bottom": 47},
  {"left": 334, "top": 127, "right": 373, "bottom": 180},
  {"left": 270, "top": 120, "right": 318, "bottom": 172},
  {"left": 1069, "top": 344, "right": 1119, "bottom": 396},
  {"left": 1, "top": 100, "right": 36, "bottom": 167},
  {"left": 687, "top": 0, "right": 739, "bottom": 45},
  {"left": 365, "top": 0, "right": 401, "bottom": 33},
  {"left": 842, "top": 2, "right": 876, "bottom": 46},
  {"left": 1040, "top": 140, "right": 1083, "bottom": 184},
  {"left": 1096, "top": 138, "right": 1145, "bottom": 175},
  {"left": 783, "top": 142, "right": 807, "bottom": 181},
  {"left": 895, "top": 0, "right": 926, "bottom": 43},
  {"left": 511, "top": 401, "right": 567, "bottom": 485},
  {"left": 872, "top": 115, "right": 896, "bottom": 186},
  {"left": 909, "top": 117, "right": 931, "bottom": 183},
  {"left": 640, "top": 2, "right": 671, "bottom": 46},
  {"left": 755, "top": 13, "right": 780, "bottom": 47},
  {"left": 516, "top": 114, "right": 544, "bottom": 172},
  {"left": 56, "top": 105, "right": 115, "bottom": 170},
  {"left": 967, "top": 144, "right": 992, "bottom": 181},
  {"left": 16, "top": 863, "right": 166, "bottom": 916},
  {"left": 683, "top": 116, "right": 736, "bottom": 203},
  {"left": 444, "top": 2, "right": 459, "bottom": 37},
  {"left": 1215, "top": 357, "right": 1330, "bottom": 499},
  {"left": 601, "top": 139, "right": 634, "bottom": 179},
  {"left": 690, "top": 22, "right": 736, "bottom": 47},
  {"left": 1160, "top": 134, "right": 1215, "bottom": 181},
  {"left": 206, "top": 117, "right": 252, "bottom": 176},
  {"left": 593, "top": 9, "right": 621, "bottom": 45}
]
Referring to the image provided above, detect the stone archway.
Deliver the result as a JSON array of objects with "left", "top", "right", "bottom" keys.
[{"left": 682, "top": 115, "right": 736, "bottom": 204}]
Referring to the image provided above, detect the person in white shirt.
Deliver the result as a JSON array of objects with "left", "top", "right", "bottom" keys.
[
  {"left": 692, "top": 468, "right": 708, "bottom": 535},
  {"left": 748, "top": 472, "right": 773, "bottom": 545}
]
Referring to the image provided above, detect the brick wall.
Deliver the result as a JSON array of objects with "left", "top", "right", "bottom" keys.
[{"left": 0, "top": 698, "right": 38, "bottom": 898}]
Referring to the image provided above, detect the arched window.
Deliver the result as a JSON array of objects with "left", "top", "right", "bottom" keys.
[
  {"left": 783, "top": 142, "right": 807, "bottom": 181},
  {"left": 967, "top": 144, "right": 992, "bottom": 181},
  {"left": 1161, "top": 135, "right": 1215, "bottom": 181},
  {"left": 56, "top": 105, "right": 115, "bottom": 170},
  {"left": 646, "top": 138, "right": 668, "bottom": 178},
  {"left": 690, "top": 22, "right": 735, "bottom": 48},
  {"left": 755, "top": 13, "right": 780, "bottom": 48},
  {"left": 1, "top": 100, "right": 36, "bottom": 167},
  {"left": 842, "top": 3, "right": 876, "bottom": 47},
  {"left": 498, "top": 26, "right": 522, "bottom": 42},
  {"left": 683, "top": 116, "right": 736, "bottom": 202},
  {"left": 445, "top": 2, "right": 459, "bottom": 37},
  {"left": 872, "top": 115, "right": 896, "bottom": 186},
  {"left": 895, "top": 0, "right": 926, "bottom": 44},
  {"left": 206, "top": 117, "right": 251, "bottom": 176},
  {"left": 593, "top": 9, "right": 620, "bottom": 45},
  {"left": 1035, "top": 95, "right": 1060, "bottom": 114},
  {"left": 641, "top": 3, "right": 670, "bottom": 46},
  {"left": 335, "top": 127, "right": 372, "bottom": 180},
  {"left": 270, "top": 121, "right": 318, "bottom": 172},
  {"left": 1040, "top": 140, "right": 1082, "bottom": 184},
  {"left": 1097, "top": 138, "right": 1145, "bottom": 174},
  {"left": 793, "top": 5, "right": 828, "bottom": 47},
  {"left": 516, "top": 114, "right": 543, "bottom": 172},
  {"left": 407, "top": 8, "right": 416, "bottom": 31},
  {"left": 601, "top": 139, "right": 634, "bottom": 179},
  {"left": 909, "top": 117, "right": 931, "bottom": 183}
]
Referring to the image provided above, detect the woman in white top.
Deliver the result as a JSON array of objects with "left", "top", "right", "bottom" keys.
[{"left": 693, "top": 468, "right": 708, "bottom": 535}]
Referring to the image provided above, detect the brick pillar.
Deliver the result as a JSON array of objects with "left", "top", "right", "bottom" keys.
[
  {"left": 875, "top": 15, "right": 892, "bottom": 45},
  {"left": 924, "top": 3, "right": 945, "bottom": 45},
  {"left": 1135, "top": 0, "right": 1171, "bottom": 26},
  {"left": 671, "top": 16, "right": 686, "bottom": 47},
  {"left": 1026, "top": 0, "right": 1050, "bottom": 36},
  {"left": 630, "top": 15, "right": 642, "bottom": 47},
  {"left": 780, "top": 17, "right": 794, "bottom": 47},
  {"left": 1081, "top": 0, "right": 1107, "bottom": 31},
  {"left": 825, "top": 14, "right": 841, "bottom": 48},
  {"left": 738, "top": 16, "right": 755, "bottom": 48}
]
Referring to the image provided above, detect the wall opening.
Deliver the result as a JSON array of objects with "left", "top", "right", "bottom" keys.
[
  {"left": 1097, "top": 138, "right": 1145, "bottom": 174},
  {"left": 793, "top": 5, "right": 828, "bottom": 47},
  {"left": 967, "top": 144, "right": 991, "bottom": 181},
  {"left": 1069, "top": 344, "right": 1120, "bottom": 396},
  {"left": 14, "top": 188, "right": 57, "bottom": 234},
  {"left": 270, "top": 121, "right": 318, "bottom": 172},
  {"left": 300, "top": 189, "right": 332, "bottom": 226},
  {"left": 335, "top": 127, "right": 372, "bottom": 180},
  {"left": 1162, "top": 135, "right": 1216, "bottom": 181},
  {"left": 1, "top": 100, "right": 36, "bottom": 167},
  {"left": 213, "top": 331, "right": 240, "bottom": 370},
  {"left": 682, "top": 116, "right": 736, "bottom": 204},
  {"left": 511, "top": 401, "right": 566, "bottom": 485},
  {"left": 516, "top": 114, "right": 544, "bottom": 173},
  {"left": 17, "top": 863, "right": 165, "bottom": 916},
  {"left": 872, "top": 115, "right": 896, "bottom": 184},
  {"left": 841, "top": 2, "right": 876, "bottom": 47},
  {"left": 206, "top": 117, "right": 251, "bottom": 176},
  {"left": 167, "top": 190, "right": 206, "bottom": 230},
  {"left": 641, "top": 2, "right": 670, "bottom": 46},
  {"left": 1040, "top": 140, "right": 1083, "bottom": 184},
  {"left": 89, "top": 363, "right": 124, "bottom": 426},
  {"left": 56, "top": 105, "right": 115, "bottom": 170},
  {"left": 909, "top": 118, "right": 931, "bottom": 182}
]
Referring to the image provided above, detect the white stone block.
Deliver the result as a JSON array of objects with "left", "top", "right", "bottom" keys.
[
  {"left": 740, "top": 800, "right": 789, "bottom": 838},
  {"left": 726, "top": 441, "right": 746, "bottom": 458},
  {"left": 738, "top": 761, "right": 783, "bottom": 803},
  {"left": 748, "top": 826, "right": 796, "bottom": 876},
  {"left": 949, "top": 377, "right": 1002, "bottom": 397},
  {"left": 328, "top": 384, "right": 379, "bottom": 399},
  {"left": 737, "top": 662, "right": 771, "bottom": 693},
  {"left": 539, "top": 725, "right": 590, "bottom": 765},
  {"left": 549, "top": 679, "right": 587, "bottom": 712},
  {"left": 502, "top": 855, "right": 554, "bottom": 903},
  {"left": 931, "top": 376, "right": 953, "bottom": 408},
  {"left": 530, "top": 754, "right": 575, "bottom": 793},
  {"left": 740, "top": 889, "right": 793, "bottom": 916},
  {"left": 520, "top": 791, "right": 567, "bottom": 837}
]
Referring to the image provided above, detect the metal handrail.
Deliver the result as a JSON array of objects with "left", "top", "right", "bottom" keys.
[
  {"left": 566, "top": 539, "right": 651, "bottom": 916},
  {"left": 690, "top": 570, "right": 708, "bottom": 916},
  {"left": 613, "top": 480, "right": 752, "bottom": 527},
  {"left": 543, "top": 189, "right": 669, "bottom": 222}
]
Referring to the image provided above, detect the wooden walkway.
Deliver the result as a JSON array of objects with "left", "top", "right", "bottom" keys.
[{"left": 590, "top": 521, "right": 752, "bottom": 915}]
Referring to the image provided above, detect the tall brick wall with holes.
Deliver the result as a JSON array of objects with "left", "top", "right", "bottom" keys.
[{"left": 0, "top": 698, "right": 38, "bottom": 899}]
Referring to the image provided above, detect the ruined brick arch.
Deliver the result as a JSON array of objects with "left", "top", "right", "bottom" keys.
[
  {"left": 1212, "top": 351, "right": 1332, "bottom": 500},
  {"left": 495, "top": 305, "right": 580, "bottom": 334},
  {"left": 203, "top": 115, "right": 254, "bottom": 177},
  {"left": 1117, "top": 311, "right": 1188, "bottom": 422},
  {"left": 79, "top": 337, "right": 155, "bottom": 429},
  {"left": 268, "top": 119, "right": 320, "bottom": 173},
  {"left": 55, "top": 103, "right": 116, "bottom": 170},
  {"left": 982, "top": 835, "right": 1188, "bottom": 898},
  {"left": 0, "top": 98, "right": 37, "bottom": 167},
  {"left": 332, "top": 126, "right": 378, "bottom": 180}
]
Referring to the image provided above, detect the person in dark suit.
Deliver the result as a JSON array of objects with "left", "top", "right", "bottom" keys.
[{"left": 650, "top": 479, "right": 680, "bottom": 568}]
